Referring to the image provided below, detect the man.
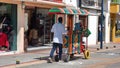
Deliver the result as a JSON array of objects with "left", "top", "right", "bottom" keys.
[{"left": 48, "top": 17, "right": 67, "bottom": 63}]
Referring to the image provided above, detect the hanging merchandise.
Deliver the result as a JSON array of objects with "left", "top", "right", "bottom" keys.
[
  {"left": 84, "top": 28, "right": 91, "bottom": 37},
  {"left": 0, "top": 32, "right": 9, "bottom": 50}
]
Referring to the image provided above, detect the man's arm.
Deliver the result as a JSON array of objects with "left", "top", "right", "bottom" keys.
[{"left": 51, "top": 24, "right": 55, "bottom": 32}]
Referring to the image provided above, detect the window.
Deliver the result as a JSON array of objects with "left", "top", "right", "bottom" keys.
[
  {"left": 115, "top": 20, "right": 120, "bottom": 37},
  {"left": 80, "top": 0, "right": 101, "bottom": 8},
  {"left": 0, "top": 3, "right": 17, "bottom": 51}
]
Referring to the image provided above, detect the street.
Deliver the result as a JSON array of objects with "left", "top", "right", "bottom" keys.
[{"left": 18, "top": 48, "right": 120, "bottom": 68}]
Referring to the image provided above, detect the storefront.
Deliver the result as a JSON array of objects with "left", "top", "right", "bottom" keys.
[
  {"left": 25, "top": 7, "right": 77, "bottom": 49},
  {"left": 21, "top": 1, "right": 66, "bottom": 51},
  {"left": 24, "top": 7, "right": 55, "bottom": 48},
  {"left": 0, "top": 1, "right": 91, "bottom": 54},
  {"left": 110, "top": 4, "right": 120, "bottom": 42},
  {"left": 23, "top": 3, "right": 90, "bottom": 50},
  {"left": 0, "top": 3, "right": 17, "bottom": 52},
  {"left": 0, "top": 0, "right": 66, "bottom": 53}
]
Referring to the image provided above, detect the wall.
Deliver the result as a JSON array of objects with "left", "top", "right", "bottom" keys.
[
  {"left": 17, "top": 4, "right": 25, "bottom": 53},
  {"left": 63, "top": 0, "right": 77, "bottom": 8},
  {"left": 104, "top": 12, "right": 110, "bottom": 43},
  {"left": 88, "top": 15, "right": 98, "bottom": 45},
  {"left": 104, "top": 0, "right": 111, "bottom": 43},
  {"left": 110, "top": 4, "right": 119, "bottom": 13}
]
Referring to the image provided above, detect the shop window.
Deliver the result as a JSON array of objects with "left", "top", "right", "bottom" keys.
[
  {"left": 115, "top": 20, "right": 120, "bottom": 37},
  {"left": 0, "top": 3, "right": 17, "bottom": 52},
  {"left": 81, "top": 0, "right": 101, "bottom": 8},
  {"left": 27, "top": 8, "right": 54, "bottom": 46}
]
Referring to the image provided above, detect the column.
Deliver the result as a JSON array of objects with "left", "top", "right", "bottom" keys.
[
  {"left": 16, "top": 4, "right": 25, "bottom": 53},
  {"left": 104, "top": 0, "right": 111, "bottom": 43}
]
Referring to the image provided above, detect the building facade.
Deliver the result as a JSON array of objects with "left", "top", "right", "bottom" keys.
[
  {"left": 0, "top": 0, "right": 66, "bottom": 55},
  {"left": 110, "top": 0, "right": 120, "bottom": 43},
  {"left": 0, "top": 0, "right": 115, "bottom": 55},
  {"left": 78, "top": 0, "right": 111, "bottom": 45}
]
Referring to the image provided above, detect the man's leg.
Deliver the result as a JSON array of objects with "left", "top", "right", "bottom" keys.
[
  {"left": 50, "top": 43, "right": 57, "bottom": 58},
  {"left": 58, "top": 44, "right": 62, "bottom": 60}
]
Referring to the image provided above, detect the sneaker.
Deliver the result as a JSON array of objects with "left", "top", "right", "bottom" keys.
[
  {"left": 58, "top": 60, "right": 63, "bottom": 63},
  {"left": 47, "top": 57, "right": 53, "bottom": 63}
]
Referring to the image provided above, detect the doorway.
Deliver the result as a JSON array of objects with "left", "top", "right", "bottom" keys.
[{"left": 24, "top": 7, "right": 54, "bottom": 49}]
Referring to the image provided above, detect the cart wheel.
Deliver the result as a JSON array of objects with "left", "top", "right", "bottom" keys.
[
  {"left": 70, "top": 54, "right": 74, "bottom": 58},
  {"left": 84, "top": 50, "right": 90, "bottom": 59},
  {"left": 55, "top": 55, "right": 59, "bottom": 62},
  {"left": 64, "top": 54, "right": 70, "bottom": 62}
]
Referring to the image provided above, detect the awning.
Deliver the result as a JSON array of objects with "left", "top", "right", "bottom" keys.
[
  {"left": 48, "top": 7, "right": 89, "bottom": 15},
  {"left": 48, "top": 7, "right": 74, "bottom": 14},
  {"left": 80, "top": 9, "right": 89, "bottom": 15},
  {"left": 48, "top": 8, "right": 65, "bottom": 14},
  {"left": 72, "top": 8, "right": 79, "bottom": 14}
]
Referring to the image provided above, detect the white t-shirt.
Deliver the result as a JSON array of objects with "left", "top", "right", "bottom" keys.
[{"left": 51, "top": 22, "right": 66, "bottom": 44}]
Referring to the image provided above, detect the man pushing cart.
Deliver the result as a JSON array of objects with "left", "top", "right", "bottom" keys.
[{"left": 47, "top": 7, "right": 91, "bottom": 63}]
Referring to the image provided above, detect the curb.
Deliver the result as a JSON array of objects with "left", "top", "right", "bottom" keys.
[
  {"left": 0, "top": 60, "right": 47, "bottom": 68},
  {"left": 90, "top": 46, "right": 120, "bottom": 53}
]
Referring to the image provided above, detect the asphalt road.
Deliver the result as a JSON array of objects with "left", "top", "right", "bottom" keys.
[{"left": 18, "top": 48, "right": 120, "bottom": 68}]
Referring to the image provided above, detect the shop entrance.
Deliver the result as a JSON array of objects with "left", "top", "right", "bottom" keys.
[
  {"left": 25, "top": 7, "right": 54, "bottom": 48},
  {"left": 110, "top": 14, "right": 120, "bottom": 42}
]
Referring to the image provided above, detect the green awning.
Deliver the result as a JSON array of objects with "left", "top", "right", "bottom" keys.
[
  {"left": 80, "top": 9, "right": 86, "bottom": 15},
  {"left": 48, "top": 7, "right": 89, "bottom": 15},
  {"left": 80, "top": 9, "right": 89, "bottom": 15},
  {"left": 48, "top": 7, "right": 65, "bottom": 14},
  {"left": 71, "top": 9, "right": 78, "bottom": 14},
  {"left": 63, "top": 8, "right": 70, "bottom": 14}
]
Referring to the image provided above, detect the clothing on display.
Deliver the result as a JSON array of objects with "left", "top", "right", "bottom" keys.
[{"left": 0, "top": 32, "right": 9, "bottom": 48}]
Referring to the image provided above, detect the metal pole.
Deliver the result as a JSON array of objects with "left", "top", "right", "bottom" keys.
[{"left": 100, "top": 0, "right": 104, "bottom": 49}]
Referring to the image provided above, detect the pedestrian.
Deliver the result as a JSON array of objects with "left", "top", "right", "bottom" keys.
[{"left": 48, "top": 17, "right": 67, "bottom": 63}]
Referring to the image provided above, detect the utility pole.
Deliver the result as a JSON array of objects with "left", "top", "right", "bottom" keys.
[{"left": 100, "top": 0, "right": 104, "bottom": 49}]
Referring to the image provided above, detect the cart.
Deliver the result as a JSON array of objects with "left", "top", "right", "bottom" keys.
[
  {"left": 48, "top": 7, "right": 91, "bottom": 62},
  {"left": 61, "top": 23, "right": 91, "bottom": 62}
]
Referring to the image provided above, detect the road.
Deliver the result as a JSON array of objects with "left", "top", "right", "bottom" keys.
[{"left": 18, "top": 48, "right": 120, "bottom": 68}]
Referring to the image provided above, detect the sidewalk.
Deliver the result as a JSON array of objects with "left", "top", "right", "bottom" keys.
[{"left": 0, "top": 43, "right": 120, "bottom": 68}]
